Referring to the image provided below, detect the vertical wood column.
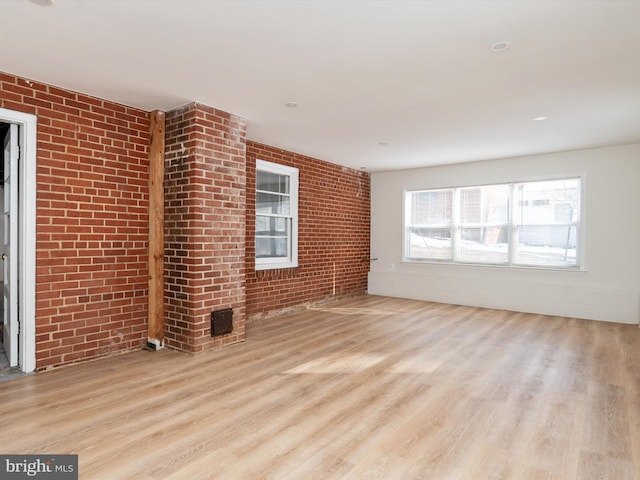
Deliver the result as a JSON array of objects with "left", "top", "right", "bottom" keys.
[{"left": 148, "top": 110, "right": 165, "bottom": 349}]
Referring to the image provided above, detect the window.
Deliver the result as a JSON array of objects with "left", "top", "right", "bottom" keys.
[
  {"left": 459, "top": 184, "right": 510, "bottom": 264},
  {"left": 405, "top": 188, "right": 453, "bottom": 260},
  {"left": 255, "top": 160, "right": 299, "bottom": 270},
  {"left": 404, "top": 177, "right": 581, "bottom": 268},
  {"left": 513, "top": 179, "right": 580, "bottom": 268}
]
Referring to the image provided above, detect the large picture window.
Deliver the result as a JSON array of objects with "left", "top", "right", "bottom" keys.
[
  {"left": 404, "top": 178, "right": 581, "bottom": 268},
  {"left": 255, "top": 160, "right": 299, "bottom": 270}
]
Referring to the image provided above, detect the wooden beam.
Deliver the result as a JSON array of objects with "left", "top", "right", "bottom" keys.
[{"left": 147, "top": 110, "right": 165, "bottom": 349}]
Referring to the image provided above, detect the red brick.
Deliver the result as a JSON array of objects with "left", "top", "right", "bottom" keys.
[
  {"left": 164, "top": 103, "right": 247, "bottom": 353},
  {"left": 0, "top": 71, "right": 151, "bottom": 370},
  {"left": 4, "top": 71, "right": 370, "bottom": 371},
  {"left": 245, "top": 142, "right": 370, "bottom": 319}
]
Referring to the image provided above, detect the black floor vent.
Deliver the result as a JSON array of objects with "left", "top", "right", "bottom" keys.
[{"left": 211, "top": 308, "right": 233, "bottom": 336}]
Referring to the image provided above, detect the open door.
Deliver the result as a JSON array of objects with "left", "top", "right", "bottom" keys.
[
  {"left": 0, "top": 108, "right": 36, "bottom": 374},
  {"left": 3, "top": 124, "right": 18, "bottom": 367}
]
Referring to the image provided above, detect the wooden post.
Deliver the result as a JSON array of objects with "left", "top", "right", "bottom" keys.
[{"left": 147, "top": 110, "right": 165, "bottom": 350}]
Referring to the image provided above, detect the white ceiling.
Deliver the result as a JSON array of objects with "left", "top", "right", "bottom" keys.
[{"left": 2, "top": 0, "right": 640, "bottom": 171}]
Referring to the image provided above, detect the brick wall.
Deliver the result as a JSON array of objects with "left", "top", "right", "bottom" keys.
[
  {"left": 164, "top": 103, "right": 247, "bottom": 352},
  {"left": 246, "top": 142, "right": 370, "bottom": 319},
  {"left": 1, "top": 71, "right": 370, "bottom": 369},
  {"left": 0, "top": 71, "right": 150, "bottom": 370}
]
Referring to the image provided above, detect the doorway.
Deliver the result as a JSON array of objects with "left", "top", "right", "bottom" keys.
[
  {"left": 1, "top": 121, "right": 18, "bottom": 377},
  {"left": 0, "top": 108, "right": 36, "bottom": 375},
  {"left": 0, "top": 122, "right": 9, "bottom": 375}
]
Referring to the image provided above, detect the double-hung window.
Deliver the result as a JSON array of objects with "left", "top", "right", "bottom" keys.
[
  {"left": 404, "top": 177, "right": 581, "bottom": 268},
  {"left": 512, "top": 179, "right": 580, "bottom": 267},
  {"left": 458, "top": 184, "right": 510, "bottom": 264},
  {"left": 405, "top": 188, "right": 453, "bottom": 260},
  {"left": 255, "top": 160, "right": 299, "bottom": 270}
]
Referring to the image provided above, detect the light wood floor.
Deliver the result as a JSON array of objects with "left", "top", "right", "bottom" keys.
[{"left": 1, "top": 295, "right": 639, "bottom": 479}]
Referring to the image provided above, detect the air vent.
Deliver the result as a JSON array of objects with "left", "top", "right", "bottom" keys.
[{"left": 211, "top": 308, "right": 233, "bottom": 336}]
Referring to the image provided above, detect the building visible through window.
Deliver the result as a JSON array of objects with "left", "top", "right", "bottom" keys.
[{"left": 404, "top": 177, "right": 581, "bottom": 268}]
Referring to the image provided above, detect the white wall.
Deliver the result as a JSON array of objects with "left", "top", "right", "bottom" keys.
[{"left": 369, "top": 143, "right": 640, "bottom": 324}]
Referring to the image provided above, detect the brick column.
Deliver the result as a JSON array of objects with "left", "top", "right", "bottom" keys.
[{"left": 164, "top": 103, "right": 246, "bottom": 353}]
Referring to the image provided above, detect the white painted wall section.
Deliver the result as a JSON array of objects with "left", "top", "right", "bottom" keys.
[{"left": 369, "top": 143, "right": 640, "bottom": 324}]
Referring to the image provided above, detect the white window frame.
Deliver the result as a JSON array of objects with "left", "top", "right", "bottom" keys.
[
  {"left": 255, "top": 159, "right": 299, "bottom": 270},
  {"left": 403, "top": 176, "right": 583, "bottom": 270}
]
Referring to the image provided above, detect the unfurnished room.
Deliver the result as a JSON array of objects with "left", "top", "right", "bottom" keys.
[{"left": 0, "top": 1, "right": 639, "bottom": 479}]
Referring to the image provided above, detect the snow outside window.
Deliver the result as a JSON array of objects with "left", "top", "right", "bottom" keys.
[{"left": 404, "top": 178, "right": 581, "bottom": 269}]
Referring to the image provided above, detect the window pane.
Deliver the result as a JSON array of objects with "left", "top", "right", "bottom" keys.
[
  {"left": 256, "top": 215, "right": 269, "bottom": 234},
  {"left": 256, "top": 237, "right": 289, "bottom": 258},
  {"left": 257, "top": 171, "right": 289, "bottom": 194},
  {"left": 459, "top": 227, "right": 509, "bottom": 264},
  {"left": 516, "top": 225, "right": 577, "bottom": 267},
  {"left": 257, "top": 192, "right": 290, "bottom": 215},
  {"left": 410, "top": 190, "right": 452, "bottom": 225},
  {"left": 514, "top": 179, "right": 580, "bottom": 225},
  {"left": 407, "top": 227, "right": 451, "bottom": 260},
  {"left": 460, "top": 184, "right": 509, "bottom": 224},
  {"left": 256, "top": 216, "right": 289, "bottom": 236}
]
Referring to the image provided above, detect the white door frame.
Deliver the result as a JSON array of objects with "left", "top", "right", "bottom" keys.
[
  {"left": 4, "top": 124, "right": 19, "bottom": 367},
  {"left": 0, "top": 108, "right": 36, "bottom": 373}
]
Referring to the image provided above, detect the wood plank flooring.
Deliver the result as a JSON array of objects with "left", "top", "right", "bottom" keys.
[{"left": 1, "top": 295, "right": 639, "bottom": 479}]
